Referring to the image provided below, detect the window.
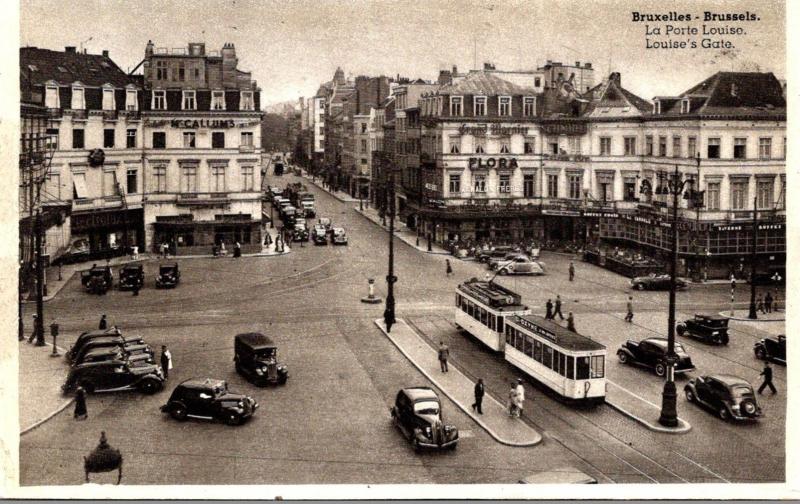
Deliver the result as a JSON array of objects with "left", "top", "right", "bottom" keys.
[
  {"left": 624, "top": 176, "right": 637, "bottom": 201},
  {"left": 566, "top": 356, "right": 574, "bottom": 379},
  {"left": 474, "top": 96, "right": 487, "bottom": 116},
  {"left": 181, "top": 165, "right": 197, "bottom": 193},
  {"left": 103, "top": 129, "right": 115, "bottom": 148},
  {"left": 360, "top": 139, "right": 367, "bottom": 151},
  {"left": 176, "top": 61, "right": 185, "bottom": 81},
  {"left": 103, "top": 170, "right": 117, "bottom": 197},
  {"left": 757, "top": 179, "right": 774, "bottom": 209},
  {"left": 568, "top": 174, "right": 582, "bottom": 199},
  {"left": 212, "top": 91, "right": 225, "bottom": 110},
  {"left": 499, "top": 96, "right": 511, "bottom": 116},
  {"left": 568, "top": 137, "right": 581, "bottom": 154},
  {"left": 523, "top": 336, "right": 533, "bottom": 357},
  {"left": 449, "top": 96, "right": 463, "bottom": 116},
  {"left": 45, "top": 86, "right": 60, "bottom": 108},
  {"left": 183, "top": 132, "right": 196, "bottom": 148},
  {"left": 783, "top": 137, "right": 787, "bottom": 159},
  {"left": 473, "top": 174, "right": 486, "bottom": 193},
  {"left": 672, "top": 136, "right": 682, "bottom": 158},
  {"left": 72, "top": 172, "right": 88, "bottom": 199},
  {"left": 547, "top": 174, "right": 558, "bottom": 198},
  {"left": 71, "top": 86, "right": 85, "bottom": 109},
  {"left": 659, "top": 136, "right": 667, "bottom": 157},
  {"left": 706, "top": 181, "right": 720, "bottom": 210},
  {"left": 240, "top": 91, "right": 254, "bottom": 111},
  {"left": 155, "top": 60, "right": 168, "bottom": 80},
  {"left": 474, "top": 139, "right": 485, "bottom": 154},
  {"left": 523, "top": 174, "right": 535, "bottom": 197},
  {"left": 182, "top": 90, "right": 196, "bottom": 110},
  {"left": 653, "top": 100, "right": 661, "bottom": 114},
  {"left": 126, "top": 129, "right": 136, "bottom": 148},
  {"left": 707, "top": 137, "right": 720, "bottom": 159},
  {"left": 126, "top": 169, "right": 137, "bottom": 194},
  {"left": 523, "top": 97, "right": 536, "bottom": 116},
  {"left": 733, "top": 138, "right": 747, "bottom": 159},
  {"left": 590, "top": 355, "right": 605, "bottom": 378},
  {"left": 152, "top": 90, "right": 166, "bottom": 110},
  {"left": 153, "top": 165, "right": 167, "bottom": 193},
  {"left": 688, "top": 136, "right": 697, "bottom": 158},
  {"left": 102, "top": 88, "right": 115, "bottom": 110},
  {"left": 449, "top": 174, "right": 461, "bottom": 194},
  {"left": 730, "top": 179, "right": 749, "bottom": 210},
  {"left": 45, "top": 128, "right": 59, "bottom": 150},
  {"left": 72, "top": 128, "right": 84, "bottom": 149},
  {"left": 599, "top": 137, "right": 611, "bottom": 156},
  {"left": 645, "top": 135, "right": 653, "bottom": 156},
  {"left": 211, "top": 165, "right": 226, "bottom": 192},
  {"left": 242, "top": 166, "right": 254, "bottom": 191},
  {"left": 624, "top": 137, "right": 636, "bottom": 156},
  {"left": 241, "top": 132, "right": 254, "bottom": 147},
  {"left": 534, "top": 77, "right": 541, "bottom": 87},
  {"left": 680, "top": 99, "right": 690, "bottom": 114},
  {"left": 576, "top": 357, "right": 590, "bottom": 379},
  {"left": 542, "top": 345, "right": 553, "bottom": 369},
  {"left": 152, "top": 131, "right": 166, "bottom": 149},
  {"left": 212, "top": 132, "right": 225, "bottom": 149},
  {"left": 524, "top": 137, "right": 535, "bottom": 154},
  {"left": 759, "top": 137, "right": 772, "bottom": 160},
  {"left": 449, "top": 137, "right": 460, "bottom": 154},
  {"left": 500, "top": 142, "right": 510, "bottom": 154},
  {"left": 499, "top": 174, "right": 511, "bottom": 193},
  {"left": 549, "top": 142, "right": 559, "bottom": 155}
]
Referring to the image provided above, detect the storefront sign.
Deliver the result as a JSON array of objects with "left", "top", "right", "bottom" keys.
[
  {"left": 458, "top": 124, "right": 529, "bottom": 136},
  {"left": 540, "top": 122, "right": 587, "bottom": 136},
  {"left": 583, "top": 211, "right": 619, "bottom": 218},
  {"left": 542, "top": 209, "right": 581, "bottom": 217},
  {"left": 424, "top": 183, "right": 439, "bottom": 191},
  {"left": 144, "top": 118, "right": 262, "bottom": 129},
  {"left": 468, "top": 157, "right": 520, "bottom": 170}
]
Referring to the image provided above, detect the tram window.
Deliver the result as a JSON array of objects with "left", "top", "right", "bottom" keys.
[
  {"left": 591, "top": 356, "right": 605, "bottom": 378},
  {"left": 560, "top": 354, "right": 567, "bottom": 377},
  {"left": 533, "top": 340, "right": 542, "bottom": 362},
  {"left": 566, "top": 356, "right": 574, "bottom": 379},
  {"left": 467, "top": 301, "right": 474, "bottom": 317},
  {"left": 497, "top": 316, "right": 504, "bottom": 333},
  {"left": 542, "top": 345, "right": 553, "bottom": 369},
  {"left": 576, "top": 357, "right": 591, "bottom": 379},
  {"left": 505, "top": 328, "right": 513, "bottom": 345},
  {"left": 488, "top": 313, "right": 495, "bottom": 331},
  {"left": 552, "top": 350, "right": 560, "bottom": 373},
  {"left": 523, "top": 336, "right": 533, "bottom": 357},
  {"left": 455, "top": 294, "right": 460, "bottom": 307},
  {"left": 480, "top": 308, "right": 488, "bottom": 326}
]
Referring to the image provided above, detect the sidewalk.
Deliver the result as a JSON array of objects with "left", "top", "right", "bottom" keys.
[
  {"left": 19, "top": 340, "right": 73, "bottom": 435},
  {"left": 301, "top": 171, "right": 360, "bottom": 202},
  {"left": 723, "top": 309, "right": 785, "bottom": 322},
  {"left": 354, "top": 206, "right": 451, "bottom": 256},
  {"left": 605, "top": 381, "right": 691, "bottom": 434},
  {"left": 375, "top": 318, "right": 542, "bottom": 447}
]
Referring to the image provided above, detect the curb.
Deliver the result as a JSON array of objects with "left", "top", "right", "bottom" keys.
[
  {"left": 20, "top": 342, "right": 73, "bottom": 436},
  {"left": 720, "top": 312, "right": 785, "bottom": 322},
  {"left": 374, "top": 318, "right": 543, "bottom": 447},
  {"left": 605, "top": 400, "right": 692, "bottom": 434},
  {"left": 352, "top": 208, "right": 453, "bottom": 256},
  {"left": 302, "top": 176, "right": 360, "bottom": 202}
]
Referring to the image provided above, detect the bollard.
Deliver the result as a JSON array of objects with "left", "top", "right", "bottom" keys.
[
  {"left": 361, "top": 278, "right": 382, "bottom": 304},
  {"left": 50, "top": 322, "right": 59, "bottom": 357}
]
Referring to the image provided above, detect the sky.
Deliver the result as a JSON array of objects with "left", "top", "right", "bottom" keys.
[{"left": 20, "top": 0, "right": 785, "bottom": 106}]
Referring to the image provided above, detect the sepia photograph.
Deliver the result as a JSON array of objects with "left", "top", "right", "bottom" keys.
[{"left": 4, "top": 0, "right": 795, "bottom": 498}]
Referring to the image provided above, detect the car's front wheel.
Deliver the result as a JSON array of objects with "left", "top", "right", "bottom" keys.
[
  {"left": 676, "top": 325, "right": 686, "bottom": 336},
  {"left": 654, "top": 362, "right": 666, "bottom": 377},
  {"left": 755, "top": 346, "right": 767, "bottom": 360},
  {"left": 617, "top": 351, "right": 628, "bottom": 364},
  {"left": 718, "top": 406, "right": 730, "bottom": 421},
  {"left": 685, "top": 388, "right": 696, "bottom": 403},
  {"left": 78, "top": 380, "right": 95, "bottom": 394},
  {"left": 138, "top": 378, "right": 161, "bottom": 395},
  {"left": 412, "top": 438, "right": 421, "bottom": 452},
  {"left": 635, "top": 283, "right": 645, "bottom": 291},
  {"left": 170, "top": 405, "right": 187, "bottom": 421},
  {"left": 225, "top": 413, "right": 242, "bottom": 426}
]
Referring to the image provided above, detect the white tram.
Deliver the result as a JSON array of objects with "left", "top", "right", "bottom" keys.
[
  {"left": 454, "top": 279, "right": 531, "bottom": 351},
  {"left": 504, "top": 315, "right": 607, "bottom": 403}
]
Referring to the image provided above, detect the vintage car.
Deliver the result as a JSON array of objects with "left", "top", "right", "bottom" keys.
[
  {"left": 118, "top": 264, "right": 144, "bottom": 290},
  {"left": 294, "top": 217, "right": 307, "bottom": 228},
  {"left": 272, "top": 196, "right": 288, "bottom": 209},
  {"left": 331, "top": 227, "right": 348, "bottom": 245},
  {"left": 293, "top": 223, "right": 309, "bottom": 242},
  {"left": 160, "top": 378, "right": 259, "bottom": 425},
  {"left": 631, "top": 273, "right": 688, "bottom": 291},
  {"left": 312, "top": 225, "right": 328, "bottom": 245},
  {"left": 617, "top": 338, "right": 695, "bottom": 376},
  {"left": 282, "top": 206, "right": 297, "bottom": 227},
  {"left": 69, "top": 336, "right": 153, "bottom": 366},
  {"left": 65, "top": 328, "right": 124, "bottom": 361},
  {"left": 488, "top": 252, "right": 524, "bottom": 270},
  {"left": 684, "top": 374, "right": 762, "bottom": 421},
  {"left": 390, "top": 387, "right": 458, "bottom": 451},
  {"left": 81, "top": 266, "right": 112, "bottom": 294},
  {"left": 234, "top": 332, "right": 288, "bottom": 386},
  {"left": 74, "top": 346, "right": 155, "bottom": 367},
  {"left": 318, "top": 217, "right": 332, "bottom": 232},
  {"left": 494, "top": 255, "right": 544, "bottom": 276},
  {"left": 155, "top": 263, "right": 180, "bottom": 288},
  {"left": 300, "top": 199, "right": 316, "bottom": 218},
  {"left": 476, "top": 246, "right": 517, "bottom": 264},
  {"left": 748, "top": 267, "right": 786, "bottom": 286},
  {"left": 62, "top": 360, "right": 164, "bottom": 395},
  {"left": 754, "top": 334, "right": 786, "bottom": 364},
  {"left": 677, "top": 314, "right": 729, "bottom": 345}
]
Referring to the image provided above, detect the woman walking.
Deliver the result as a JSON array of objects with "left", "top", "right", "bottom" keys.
[
  {"left": 74, "top": 386, "right": 88, "bottom": 420},
  {"left": 445, "top": 259, "right": 453, "bottom": 277}
]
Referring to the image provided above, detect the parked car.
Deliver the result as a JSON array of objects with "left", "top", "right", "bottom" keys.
[
  {"left": 677, "top": 314, "right": 729, "bottom": 345},
  {"left": 74, "top": 346, "right": 155, "bottom": 367},
  {"left": 494, "top": 255, "right": 545, "bottom": 275},
  {"left": 65, "top": 328, "right": 126, "bottom": 362},
  {"left": 488, "top": 252, "right": 524, "bottom": 270},
  {"left": 81, "top": 266, "right": 112, "bottom": 294},
  {"left": 312, "top": 225, "right": 328, "bottom": 245},
  {"left": 476, "top": 246, "right": 516, "bottom": 263},
  {"left": 684, "top": 374, "right": 762, "bottom": 421},
  {"left": 754, "top": 334, "right": 785, "bottom": 364},
  {"left": 631, "top": 273, "right": 688, "bottom": 291},
  {"left": 293, "top": 223, "right": 309, "bottom": 242},
  {"left": 69, "top": 336, "right": 152, "bottom": 365},
  {"left": 118, "top": 264, "right": 144, "bottom": 290},
  {"left": 62, "top": 361, "right": 164, "bottom": 395},
  {"left": 318, "top": 217, "right": 332, "bottom": 233},
  {"left": 234, "top": 332, "right": 288, "bottom": 386},
  {"left": 155, "top": 263, "right": 180, "bottom": 288},
  {"left": 617, "top": 338, "right": 695, "bottom": 376},
  {"left": 160, "top": 378, "right": 259, "bottom": 425},
  {"left": 748, "top": 267, "right": 786, "bottom": 286},
  {"left": 390, "top": 387, "right": 458, "bottom": 451},
  {"left": 331, "top": 227, "right": 348, "bottom": 245}
]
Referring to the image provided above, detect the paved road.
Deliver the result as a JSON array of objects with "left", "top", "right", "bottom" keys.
[{"left": 20, "top": 172, "right": 785, "bottom": 485}]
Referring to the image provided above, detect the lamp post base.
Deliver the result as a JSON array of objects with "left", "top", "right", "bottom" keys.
[{"left": 658, "top": 380, "right": 679, "bottom": 427}]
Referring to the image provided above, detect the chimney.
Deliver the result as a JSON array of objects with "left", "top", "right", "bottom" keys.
[
  {"left": 102, "top": 50, "right": 109, "bottom": 57},
  {"left": 452, "top": 65, "right": 458, "bottom": 75},
  {"left": 575, "top": 61, "right": 580, "bottom": 67},
  {"left": 609, "top": 72, "right": 621, "bottom": 86},
  {"left": 585, "top": 62, "right": 592, "bottom": 69},
  {"left": 65, "top": 46, "right": 76, "bottom": 53}
]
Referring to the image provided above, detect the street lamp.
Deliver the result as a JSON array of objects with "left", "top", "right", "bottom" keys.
[
  {"left": 654, "top": 164, "right": 697, "bottom": 428},
  {"left": 384, "top": 170, "right": 397, "bottom": 332}
]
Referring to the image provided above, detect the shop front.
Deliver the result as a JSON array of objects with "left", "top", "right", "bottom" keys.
[
  {"left": 152, "top": 214, "right": 262, "bottom": 256},
  {"left": 68, "top": 208, "right": 144, "bottom": 261}
]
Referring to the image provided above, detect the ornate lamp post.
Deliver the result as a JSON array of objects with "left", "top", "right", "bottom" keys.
[{"left": 384, "top": 170, "right": 397, "bottom": 332}]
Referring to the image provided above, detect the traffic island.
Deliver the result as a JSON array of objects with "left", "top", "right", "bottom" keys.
[
  {"left": 19, "top": 340, "right": 74, "bottom": 435},
  {"left": 374, "top": 318, "right": 542, "bottom": 447},
  {"left": 721, "top": 310, "right": 785, "bottom": 322},
  {"left": 605, "top": 381, "right": 691, "bottom": 434}
]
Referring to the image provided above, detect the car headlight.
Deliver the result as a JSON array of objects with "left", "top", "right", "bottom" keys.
[
  {"left": 731, "top": 404, "right": 740, "bottom": 412},
  {"left": 425, "top": 426, "right": 432, "bottom": 437},
  {"left": 256, "top": 367, "right": 264, "bottom": 375},
  {"left": 278, "top": 364, "right": 287, "bottom": 371},
  {"left": 238, "top": 401, "right": 244, "bottom": 408}
]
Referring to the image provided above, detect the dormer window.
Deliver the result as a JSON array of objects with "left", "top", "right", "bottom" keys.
[
  {"left": 474, "top": 96, "right": 487, "bottom": 116},
  {"left": 450, "top": 96, "right": 463, "bottom": 116},
  {"left": 182, "top": 90, "right": 197, "bottom": 110},
  {"left": 499, "top": 96, "right": 512, "bottom": 116},
  {"left": 45, "top": 84, "right": 60, "bottom": 108},
  {"left": 523, "top": 96, "right": 536, "bottom": 117},
  {"left": 102, "top": 85, "right": 115, "bottom": 111},
  {"left": 212, "top": 90, "right": 225, "bottom": 110},
  {"left": 653, "top": 99, "right": 661, "bottom": 114},
  {"left": 680, "top": 99, "right": 690, "bottom": 114},
  {"left": 125, "top": 87, "right": 138, "bottom": 111},
  {"left": 71, "top": 84, "right": 85, "bottom": 110},
  {"left": 240, "top": 91, "right": 254, "bottom": 111},
  {"left": 152, "top": 90, "right": 166, "bottom": 110}
]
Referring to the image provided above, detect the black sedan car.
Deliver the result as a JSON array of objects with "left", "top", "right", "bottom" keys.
[
  {"left": 684, "top": 374, "right": 762, "bottom": 421},
  {"left": 161, "top": 378, "right": 258, "bottom": 426},
  {"left": 73, "top": 344, "right": 155, "bottom": 367},
  {"left": 754, "top": 334, "right": 785, "bottom": 364},
  {"left": 617, "top": 338, "right": 695, "bottom": 377},
  {"left": 390, "top": 387, "right": 458, "bottom": 451},
  {"left": 677, "top": 314, "right": 729, "bottom": 345},
  {"left": 118, "top": 264, "right": 144, "bottom": 290},
  {"left": 631, "top": 273, "right": 687, "bottom": 291},
  {"left": 155, "top": 263, "right": 180, "bottom": 288},
  {"left": 62, "top": 361, "right": 165, "bottom": 395}
]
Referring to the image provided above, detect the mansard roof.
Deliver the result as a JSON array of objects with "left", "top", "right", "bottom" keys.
[
  {"left": 656, "top": 72, "right": 785, "bottom": 117},
  {"left": 20, "top": 46, "right": 137, "bottom": 88}
]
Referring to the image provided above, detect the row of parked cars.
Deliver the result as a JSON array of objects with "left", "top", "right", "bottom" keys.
[
  {"left": 477, "top": 247, "right": 545, "bottom": 276},
  {"left": 80, "top": 263, "right": 181, "bottom": 294},
  {"left": 312, "top": 217, "right": 348, "bottom": 245}
]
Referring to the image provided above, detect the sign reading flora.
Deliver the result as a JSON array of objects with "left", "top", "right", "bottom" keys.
[{"left": 468, "top": 157, "right": 520, "bottom": 170}]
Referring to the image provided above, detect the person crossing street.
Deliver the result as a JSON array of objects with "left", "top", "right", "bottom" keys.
[
  {"left": 554, "top": 295, "right": 564, "bottom": 320},
  {"left": 545, "top": 299, "right": 553, "bottom": 320},
  {"left": 472, "top": 378, "right": 485, "bottom": 414},
  {"left": 445, "top": 259, "right": 453, "bottom": 277},
  {"left": 625, "top": 296, "right": 634, "bottom": 323},
  {"left": 98, "top": 314, "right": 107, "bottom": 330},
  {"left": 160, "top": 345, "right": 173, "bottom": 379},
  {"left": 567, "top": 312, "right": 576, "bottom": 332},
  {"left": 758, "top": 361, "right": 777, "bottom": 395},
  {"left": 568, "top": 261, "right": 575, "bottom": 282}
]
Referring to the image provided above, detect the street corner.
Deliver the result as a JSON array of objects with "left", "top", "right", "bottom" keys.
[
  {"left": 722, "top": 310, "right": 785, "bottom": 322},
  {"left": 605, "top": 381, "right": 691, "bottom": 435},
  {"left": 19, "top": 341, "right": 74, "bottom": 435}
]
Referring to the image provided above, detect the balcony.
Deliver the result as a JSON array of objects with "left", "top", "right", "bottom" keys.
[
  {"left": 71, "top": 196, "right": 123, "bottom": 211},
  {"left": 239, "top": 144, "right": 255, "bottom": 153},
  {"left": 176, "top": 193, "right": 231, "bottom": 207}
]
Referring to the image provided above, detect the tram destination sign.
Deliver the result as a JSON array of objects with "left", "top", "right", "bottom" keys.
[{"left": 513, "top": 316, "right": 557, "bottom": 342}]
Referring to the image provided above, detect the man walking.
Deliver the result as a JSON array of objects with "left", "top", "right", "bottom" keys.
[
  {"left": 568, "top": 261, "right": 575, "bottom": 282},
  {"left": 132, "top": 282, "right": 140, "bottom": 297},
  {"left": 758, "top": 361, "right": 776, "bottom": 395},
  {"left": 513, "top": 378, "right": 525, "bottom": 418},
  {"left": 764, "top": 291, "right": 773, "bottom": 313},
  {"left": 554, "top": 295, "right": 565, "bottom": 320},
  {"left": 472, "top": 378, "right": 485, "bottom": 414},
  {"left": 567, "top": 312, "right": 576, "bottom": 332},
  {"left": 160, "top": 345, "right": 173, "bottom": 379},
  {"left": 545, "top": 299, "right": 553, "bottom": 320},
  {"left": 98, "top": 314, "right": 107, "bottom": 330},
  {"left": 445, "top": 259, "right": 453, "bottom": 277},
  {"left": 625, "top": 296, "right": 634, "bottom": 323},
  {"left": 28, "top": 314, "right": 38, "bottom": 343},
  {"left": 73, "top": 386, "right": 88, "bottom": 421},
  {"left": 438, "top": 341, "right": 450, "bottom": 373}
]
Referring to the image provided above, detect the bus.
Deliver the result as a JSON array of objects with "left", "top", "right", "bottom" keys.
[
  {"left": 454, "top": 279, "right": 531, "bottom": 352},
  {"left": 504, "top": 315, "right": 606, "bottom": 403}
]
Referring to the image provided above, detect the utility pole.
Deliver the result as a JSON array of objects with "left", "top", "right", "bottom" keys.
[
  {"left": 748, "top": 195, "right": 758, "bottom": 319},
  {"left": 34, "top": 209, "right": 45, "bottom": 346},
  {"left": 384, "top": 169, "right": 397, "bottom": 332}
]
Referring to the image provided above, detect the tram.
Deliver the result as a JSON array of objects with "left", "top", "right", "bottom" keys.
[
  {"left": 454, "top": 279, "right": 531, "bottom": 352},
  {"left": 504, "top": 315, "right": 606, "bottom": 403}
]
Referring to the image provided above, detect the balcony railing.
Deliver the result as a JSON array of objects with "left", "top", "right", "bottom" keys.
[{"left": 176, "top": 193, "right": 231, "bottom": 206}]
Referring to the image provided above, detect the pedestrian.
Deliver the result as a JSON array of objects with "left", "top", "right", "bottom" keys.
[
  {"left": 569, "top": 261, "right": 575, "bottom": 282},
  {"left": 514, "top": 378, "right": 525, "bottom": 417},
  {"left": 508, "top": 384, "right": 518, "bottom": 417},
  {"left": 212, "top": 244, "right": 218, "bottom": 257},
  {"left": 545, "top": 299, "right": 553, "bottom": 320},
  {"left": 756, "top": 294, "right": 765, "bottom": 314},
  {"left": 472, "top": 378, "right": 485, "bottom": 414},
  {"left": 758, "top": 361, "right": 777, "bottom": 395},
  {"left": 132, "top": 283, "right": 140, "bottom": 297},
  {"left": 438, "top": 341, "right": 449, "bottom": 373},
  {"left": 730, "top": 274, "right": 736, "bottom": 291},
  {"left": 74, "top": 386, "right": 88, "bottom": 420},
  {"left": 445, "top": 259, "right": 453, "bottom": 277},
  {"left": 764, "top": 291, "right": 773, "bottom": 313},
  {"left": 625, "top": 296, "right": 634, "bottom": 323},
  {"left": 554, "top": 295, "right": 565, "bottom": 320},
  {"left": 98, "top": 314, "right": 107, "bottom": 330},
  {"left": 220, "top": 241, "right": 227, "bottom": 257},
  {"left": 234, "top": 241, "right": 242, "bottom": 258},
  {"left": 484, "top": 272, "right": 492, "bottom": 282},
  {"left": 567, "top": 312, "right": 576, "bottom": 332},
  {"left": 28, "top": 314, "right": 38, "bottom": 343},
  {"left": 160, "top": 345, "right": 173, "bottom": 379},
  {"left": 772, "top": 291, "right": 780, "bottom": 312}
]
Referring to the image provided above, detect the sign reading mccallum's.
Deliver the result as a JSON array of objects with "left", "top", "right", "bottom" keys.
[
  {"left": 540, "top": 121, "right": 587, "bottom": 136},
  {"left": 144, "top": 118, "right": 262, "bottom": 129},
  {"left": 468, "top": 157, "right": 520, "bottom": 169}
]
